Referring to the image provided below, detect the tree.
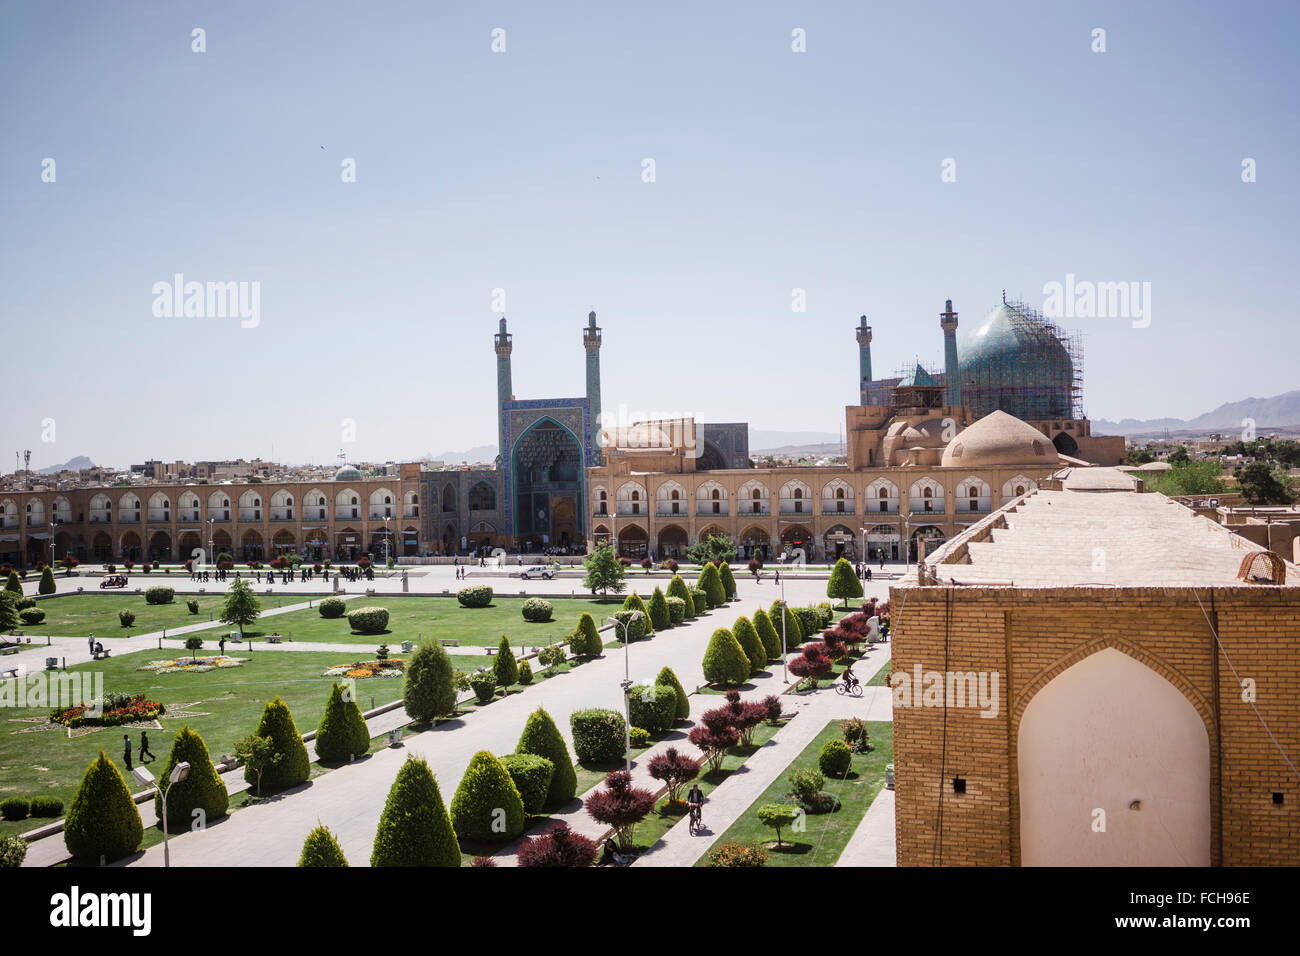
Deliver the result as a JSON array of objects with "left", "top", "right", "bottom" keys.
[
  {"left": 647, "top": 746, "right": 700, "bottom": 802},
  {"left": 718, "top": 562, "right": 737, "bottom": 599},
  {"left": 537, "top": 642, "right": 566, "bottom": 674},
  {"left": 688, "top": 707, "right": 740, "bottom": 773},
  {"left": 1236, "top": 461, "right": 1295, "bottom": 504},
  {"left": 656, "top": 665, "right": 690, "bottom": 720},
  {"left": 687, "top": 533, "right": 736, "bottom": 565},
  {"left": 0, "top": 593, "right": 17, "bottom": 631},
  {"left": 184, "top": 636, "right": 204, "bottom": 659},
  {"left": 516, "top": 821, "right": 597, "bottom": 867},
  {"left": 753, "top": 608, "right": 782, "bottom": 660},
  {"left": 63, "top": 752, "right": 143, "bottom": 862},
  {"left": 315, "top": 682, "right": 370, "bottom": 763},
  {"left": 154, "top": 725, "right": 228, "bottom": 831},
  {"left": 516, "top": 707, "right": 578, "bottom": 806},
  {"left": 1145, "top": 461, "right": 1227, "bottom": 497},
  {"left": 647, "top": 587, "right": 671, "bottom": 630},
  {"left": 1124, "top": 445, "right": 1155, "bottom": 465},
  {"left": 666, "top": 573, "right": 696, "bottom": 618},
  {"left": 788, "top": 643, "right": 833, "bottom": 690},
  {"left": 493, "top": 635, "right": 519, "bottom": 688},
  {"left": 219, "top": 577, "right": 262, "bottom": 638},
  {"left": 584, "top": 770, "right": 655, "bottom": 852},
  {"left": 244, "top": 696, "right": 310, "bottom": 793},
  {"left": 698, "top": 563, "right": 726, "bottom": 609},
  {"left": 3, "top": 571, "right": 20, "bottom": 596},
  {"left": 450, "top": 751, "right": 526, "bottom": 842},
  {"left": 756, "top": 804, "right": 801, "bottom": 847},
  {"left": 583, "top": 543, "right": 627, "bottom": 597},
  {"left": 770, "top": 600, "right": 804, "bottom": 647},
  {"left": 403, "top": 641, "right": 458, "bottom": 723},
  {"left": 1168, "top": 445, "right": 1191, "bottom": 465},
  {"left": 371, "top": 756, "right": 461, "bottom": 867},
  {"left": 38, "top": 566, "right": 55, "bottom": 595},
  {"left": 702, "top": 628, "right": 750, "bottom": 686},
  {"left": 234, "top": 734, "right": 280, "bottom": 797},
  {"left": 570, "top": 612, "right": 603, "bottom": 657},
  {"left": 730, "top": 616, "right": 766, "bottom": 675},
  {"left": 827, "top": 557, "right": 864, "bottom": 608},
  {"left": 299, "top": 824, "right": 348, "bottom": 866},
  {"left": 723, "top": 689, "right": 767, "bottom": 746}
]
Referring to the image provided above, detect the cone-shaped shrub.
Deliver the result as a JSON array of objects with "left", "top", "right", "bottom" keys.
[
  {"left": 154, "top": 725, "right": 228, "bottom": 831},
  {"left": 38, "top": 566, "right": 56, "bottom": 595},
  {"left": 666, "top": 574, "right": 695, "bottom": 618},
  {"left": 698, "top": 563, "right": 726, "bottom": 609},
  {"left": 404, "top": 640, "right": 458, "bottom": 723},
  {"left": 770, "top": 600, "right": 805, "bottom": 647},
  {"left": 498, "top": 753, "right": 554, "bottom": 815},
  {"left": 315, "top": 682, "right": 370, "bottom": 763},
  {"left": 656, "top": 665, "right": 690, "bottom": 720},
  {"left": 493, "top": 635, "right": 519, "bottom": 688},
  {"left": 371, "top": 756, "right": 460, "bottom": 867},
  {"left": 621, "top": 591, "right": 653, "bottom": 633},
  {"left": 450, "top": 750, "right": 525, "bottom": 842},
  {"left": 719, "top": 562, "right": 737, "bottom": 600},
  {"left": 754, "top": 608, "right": 782, "bottom": 660},
  {"left": 3, "top": 571, "right": 21, "bottom": 596},
  {"left": 518, "top": 659, "right": 533, "bottom": 685},
  {"left": 516, "top": 708, "right": 577, "bottom": 806},
  {"left": 701, "top": 628, "right": 750, "bottom": 686},
  {"left": 647, "top": 587, "right": 671, "bottom": 631},
  {"left": 245, "top": 696, "right": 310, "bottom": 793},
  {"left": 64, "top": 752, "right": 143, "bottom": 862},
  {"left": 299, "top": 824, "right": 348, "bottom": 866},
  {"left": 571, "top": 612, "right": 603, "bottom": 657},
  {"left": 827, "top": 556, "right": 864, "bottom": 608},
  {"left": 731, "top": 616, "right": 766, "bottom": 675}
]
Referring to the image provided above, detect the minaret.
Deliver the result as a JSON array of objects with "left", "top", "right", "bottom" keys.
[
  {"left": 494, "top": 317, "right": 513, "bottom": 467},
  {"left": 856, "top": 315, "right": 873, "bottom": 404},
  {"left": 584, "top": 311, "right": 603, "bottom": 465},
  {"left": 940, "top": 299, "right": 960, "bottom": 407}
]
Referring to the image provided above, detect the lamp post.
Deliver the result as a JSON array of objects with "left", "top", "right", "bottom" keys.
[
  {"left": 207, "top": 516, "right": 216, "bottom": 568},
  {"left": 777, "top": 557, "right": 789, "bottom": 683},
  {"left": 607, "top": 610, "right": 644, "bottom": 775},
  {"left": 132, "top": 761, "right": 190, "bottom": 867},
  {"left": 382, "top": 515, "right": 392, "bottom": 567},
  {"left": 899, "top": 509, "right": 913, "bottom": 574}
]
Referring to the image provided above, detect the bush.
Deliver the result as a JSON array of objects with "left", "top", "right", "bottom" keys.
[
  {"left": 38, "top": 566, "right": 56, "bottom": 595},
  {"left": 817, "top": 602, "right": 836, "bottom": 628},
  {"left": 299, "top": 825, "right": 348, "bottom": 866},
  {"left": 789, "top": 767, "right": 825, "bottom": 803},
  {"left": 19, "top": 608, "right": 45, "bottom": 626},
  {"left": 244, "top": 697, "right": 310, "bottom": 793},
  {"left": 689, "top": 588, "right": 709, "bottom": 614},
  {"left": 144, "top": 586, "right": 175, "bottom": 605},
  {"left": 570, "top": 612, "right": 603, "bottom": 657},
  {"left": 315, "top": 683, "right": 370, "bottom": 763},
  {"left": 118, "top": 610, "right": 136, "bottom": 628},
  {"left": 701, "top": 628, "right": 750, "bottom": 686},
  {"left": 666, "top": 596, "right": 687, "bottom": 625},
  {"left": 317, "top": 597, "right": 347, "bottom": 619},
  {"left": 186, "top": 599, "right": 199, "bottom": 614},
  {"left": 371, "top": 756, "right": 461, "bottom": 867},
  {"left": 0, "top": 835, "right": 27, "bottom": 867},
  {"left": 719, "top": 562, "right": 737, "bottom": 599},
  {"left": 770, "top": 601, "right": 804, "bottom": 647},
  {"left": 570, "top": 708, "right": 626, "bottom": 764},
  {"left": 753, "top": 609, "right": 783, "bottom": 660},
  {"left": 457, "top": 585, "right": 494, "bottom": 608},
  {"left": 621, "top": 592, "right": 653, "bottom": 633},
  {"left": 0, "top": 797, "right": 29, "bottom": 821},
  {"left": 731, "top": 616, "right": 766, "bottom": 674},
  {"left": 450, "top": 750, "right": 525, "bottom": 841},
  {"left": 64, "top": 752, "right": 143, "bottom": 862},
  {"left": 516, "top": 821, "right": 597, "bottom": 867},
  {"left": 762, "top": 694, "right": 784, "bottom": 724},
  {"left": 609, "top": 609, "right": 649, "bottom": 642},
  {"left": 627, "top": 684, "right": 677, "bottom": 735},
  {"left": 516, "top": 708, "right": 577, "bottom": 806},
  {"left": 492, "top": 635, "right": 519, "bottom": 688},
  {"left": 584, "top": 769, "right": 655, "bottom": 852},
  {"left": 629, "top": 726, "right": 650, "bottom": 748},
  {"left": 498, "top": 753, "right": 555, "bottom": 815},
  {"left": 520, "top": 597, "right": 553, "bottom": 623},
  {"left": 154, "top": 725, "right": 229, "bottom": 831},
  {"left": 656, "top": 665, "right": 690, "bottom": 720},
  {"left": 347, "top": 607, "right": 390, "bottom": 634},
  {"left": 469, "top": 671, "right": 497, "bottom": 703},
  {"left": 28, "top": 795, "right": 63, "bottom": 817},
  {"left": 819, "top": 738, "right": 853, "bottom": 777},
  {"left": 839, "top": 717, "right": 871, "bottom": 752},
  {"left": 708, "top": 841, "right": 768, "bottom": 867},
  {"left": 518, "top": 659, "right": 533, "bottom": 685},
  {"left": 403, "top": 641, "right": 458, "bottom": 723},
  {"left": 698, "top": 563, "right": 726, "bottom": 609},
  {"left": 647, "top": 587, "right": 671, "bottom": 630},
  {"left": 792, "top": 606, "right": 824, "bottom": 643},
  {"left": 15, "top": 596, "right": 35, "bottom": 610},
  {"left": 666, "top": 574, "right": 696, "bottom": 618}
]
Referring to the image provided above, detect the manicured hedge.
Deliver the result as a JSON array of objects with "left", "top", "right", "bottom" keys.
[
  {"left": 516, "top": 708, "right": 577, "bottom": 806},
  {"left": 570, "top": 708, "right": 626, "bottom": 764},
  {"left": 144, "top": 586, "right": 175, "bottom": 605},
  {"left": 719, "top": 562, "right": 738, "bottom": 599},
  {"left": 621, "top": 592, "right": 653, "bottom": 633},
  {"left": 753, "top": 609, "right": 783, "bottom": 660},
  {"left": 245, "top": 697, "right": 310, "bottom": 793},
  {"left": 819, "top": 738, "right": 852, "bottom": 777},
  {"left": 647, "top": 588, "right": 671, "bottom": 630},
  {"left": 569, "top": 612, "right": 603, "bottom": 657},
  {"left": 64, "top": 752, "right": 143, "bottom": 862},
  {"left": 29, "top": 795, "right": 63, "bottom": 817},
  {"left": 457, "top": 585, "right": 494, "bottom": 608},
  {"left": 628, "top": 684, "right": 677, "bottom": 735},
  {"left": 315, "top": 683, "right": 370, "bottom": 763},
  {"left": 347, "top": 607, "right": 390, "bottom": 634},
  {"left": 666, "top": 574, "right": 696, "bottom": 618},
  {"left": 522, "top": 598, "right": 553, "bottom": 622},
  {"left": 469, "top": 671, "right": 496, "bottom": 703},
  {"left": 792, "top": 606, "right": 824, "bottom": 643},
  {"left": 0, "top": 797, "right": 29, "bottom": 821},
  {"left": 155, "top": 725, "right": 229, "bottom": 831},
  {"left": 498, "top": 753, "right": 555, "bottom": 815},
  {"left": 371, "top": 756, "right": 460, "bottom": 867},
  {"left": 18, "top": 609, "right": 44, "bottom": 626},
  {"left": 317, "top": 597, "right": 347, "bottom": 619},
  {"left": 702, "top": 628, "right": 750, "bottom": 686},
  {"left": 698, "top": 563, "right": 726, "bottom": 608},
  {"left": 731, "top": 616, "right": 766, "bottom": 675},
  {"left": 299, "top": 825, "right": 348, "bottom": 866},
  {"left": 656, "top": 665, "right": 691, "bottom": 720},
  {"left": 609, "top": 610, "right": 649, "bottom": 642},
  {"left": 689, "top": 588, "right": 709, "bottom": 614},
  {"left": 666, "top": 596, "right": 687, "bottom": 625},
  {"left": 450, "top": 751, "right": 526, "bottom": 841},
  {"left": 403, "top": 641, "right": 458, "bottom": 723}
]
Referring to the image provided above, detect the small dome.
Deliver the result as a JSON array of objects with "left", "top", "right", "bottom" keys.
[
  {"left": 941, "top": 410, "right": 1060, "bottom": 468},
  {"left": 334, "top": 464, "right": 362, "bottom": 481}
]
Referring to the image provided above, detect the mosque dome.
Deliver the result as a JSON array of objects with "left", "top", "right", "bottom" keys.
[
  {"left": 956, "top": 302, "right": 1075, "bottom": 421},
  {"left": 334, "top": 464, "right": 362, "bottom": 482},
  {"left": 941, "top": 410, "right": 1060, "bottom": 468}
]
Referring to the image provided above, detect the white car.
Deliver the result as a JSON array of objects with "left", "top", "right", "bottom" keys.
[{"left": 520, "top": 565, "right": 557, "bottom": 580}]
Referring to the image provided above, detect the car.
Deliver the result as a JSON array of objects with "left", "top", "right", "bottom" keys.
[{"left": 520, "top": 565, "right": 556, "bottom": 580}]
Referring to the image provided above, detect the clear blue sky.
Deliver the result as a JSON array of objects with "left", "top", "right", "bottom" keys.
[{"left": 3, "top": 0, "right": 1297, "bottom": 468}]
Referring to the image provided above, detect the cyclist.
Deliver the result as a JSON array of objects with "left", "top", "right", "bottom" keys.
[
  {"left": 841, "top": 661, "right": 859, "bottom": 692},
  {"left": 686, "top": 783, "right": 705, "bottom": 829}
]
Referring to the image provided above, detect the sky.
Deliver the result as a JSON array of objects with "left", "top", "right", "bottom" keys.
[{"left": 2, "top": 0, "right": 1297, "bottom": 469}]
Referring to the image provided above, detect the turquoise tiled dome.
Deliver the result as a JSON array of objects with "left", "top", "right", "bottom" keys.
[{"left": 956, "top": 303, "right": 1074, "bottom": 421}]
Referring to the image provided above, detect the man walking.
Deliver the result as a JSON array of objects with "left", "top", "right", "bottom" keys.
[
  {"left": 87, "top": 633, "right": 95, "bottom": 657},
  {"left": 122, "top": 734, "right": 133, "bottom": 772},
  {"left": 139, "top": 730, "right": 155, "bottom": 764},
  {"left": 219, "top": 634, "right": 226, "bottom": 657}
]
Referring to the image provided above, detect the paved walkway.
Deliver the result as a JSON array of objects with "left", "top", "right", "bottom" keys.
[{"left": 836, "top": 786, "right": 896, "bottom": 866}]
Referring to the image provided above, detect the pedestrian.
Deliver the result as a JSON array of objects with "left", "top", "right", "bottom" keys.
[
  {"left": 775, "top": 568, "right": 781, "bottom": 585},
  {"left": 219, "top": 635, "right": 226, "bottom": 656},
  {"left": 866, "top": 567, "right": 872, "bottom": 582},
  {"left": 122, "top": 734, "right": 133, "bottom": 772},
  {"left": 140, "top": 730, "right": 155, "bottom": 764},
  {"left": 87, "top": 633, "right": 95, "bottom": 656}
]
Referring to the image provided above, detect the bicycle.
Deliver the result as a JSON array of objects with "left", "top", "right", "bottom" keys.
[
  {"left": 688, "top": 802, "right": 703, "bottom": 834},
  {"left": 836, "top": 677, "right": 863, "bottom": 697}
]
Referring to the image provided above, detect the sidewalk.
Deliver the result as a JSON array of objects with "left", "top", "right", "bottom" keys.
[{"left": 835, "top": 786, "right": 896, "bottom": 866}]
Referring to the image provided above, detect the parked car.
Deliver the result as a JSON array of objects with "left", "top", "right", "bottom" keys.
[{"left": 520, "top": 565, "right": 556, "bottom": 580}]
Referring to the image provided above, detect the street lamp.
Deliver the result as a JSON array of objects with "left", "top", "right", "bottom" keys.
[
  {"left": 776, "top": 555, "right": 790, "bottom": 683},
  {"left": 207, "top": 516, "right": 216, "bottom": 568},
  {"left": 382, "top": 515, "right": 392, "bottom": 567},
  {"left": 606, "top": 610, "right": 644, "bottom": 775},
  {"left": 899, "top": 509, "right": 913, "bottom": 575},
  {"left": 133, "top": 761, "right": 190, "bottom": 867}
]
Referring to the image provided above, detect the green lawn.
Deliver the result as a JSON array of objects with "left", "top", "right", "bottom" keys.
[
  {"left": 238, "top": 596, "right": 621, "bottom": 647},
  {"left": 19, "top": 593, "right": 233, "bottom": 638},
  {"left": 866, "top": 657, "right": 892, "bottom": 686},
  {"left": 0, "top": 648, "right": 481, "bottom": 839},
  {"left": 696, "top": 720, "right": 893, "bottom": 866}
]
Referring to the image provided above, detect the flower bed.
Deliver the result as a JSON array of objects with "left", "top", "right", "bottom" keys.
[
  {"left": 323, "top": 659, "right": 405, "bottom": 679},
  {"left": 138, "top": 656, "right": 248, "bottom": 675},
  {"left": 51, "top": 694, "right": 165, "bottom": 729}
]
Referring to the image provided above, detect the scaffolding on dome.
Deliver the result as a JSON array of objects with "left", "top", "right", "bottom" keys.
[
  {"left": 961, "top": 298, "right": 1084, "bottom": 422},
  {"left": 862, "top": 361, "right": 945, "bottom": 409}
]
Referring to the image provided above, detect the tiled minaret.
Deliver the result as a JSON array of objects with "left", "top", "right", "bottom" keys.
[
  {"left": 856, "top": 315, "right": 873, "bottom": 404},
  {"left": 494, "top": 316, "right": 513, "bottom": 467},
  {"left": 940, "top": 299, "right": 960, "bottom": 407},
  {"left": 584, "top": 311, "right": 603, "bottom": 465}
]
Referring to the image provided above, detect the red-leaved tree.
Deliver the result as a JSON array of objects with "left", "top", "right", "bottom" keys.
[
  {"left": 789, "top": 643, "right": 833, "bottom": 690},
  {"left": 688, "top": 707, "right": 740, "bottom": 773},
  {"left": 584, "top": 770, "right": 656, "bottom": 852},
  {"left": 516, "top": 821, "right": 598, "bottom": 867},
  {"left": 647, "top": 746, "right": 702, "bottom": 803},
  {"left": 722, "top": 690, "right": 768, "bottom": 747}
]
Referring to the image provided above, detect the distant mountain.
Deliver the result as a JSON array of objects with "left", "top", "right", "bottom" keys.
[
  {"left": 426, "top": 445, "right": 497, "bottom": 464},
  {"left": 37, "top": 455, "right": 95, "bottom": 474},
  {"left": 753, "top": 442, "right": 844, "bottom": 459},
  {"left": 750, "top": 429, "right": 839, "bottom": 452},
  {"left": 1093, "top": 389, "right": 1300, "bottom": 437}
]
